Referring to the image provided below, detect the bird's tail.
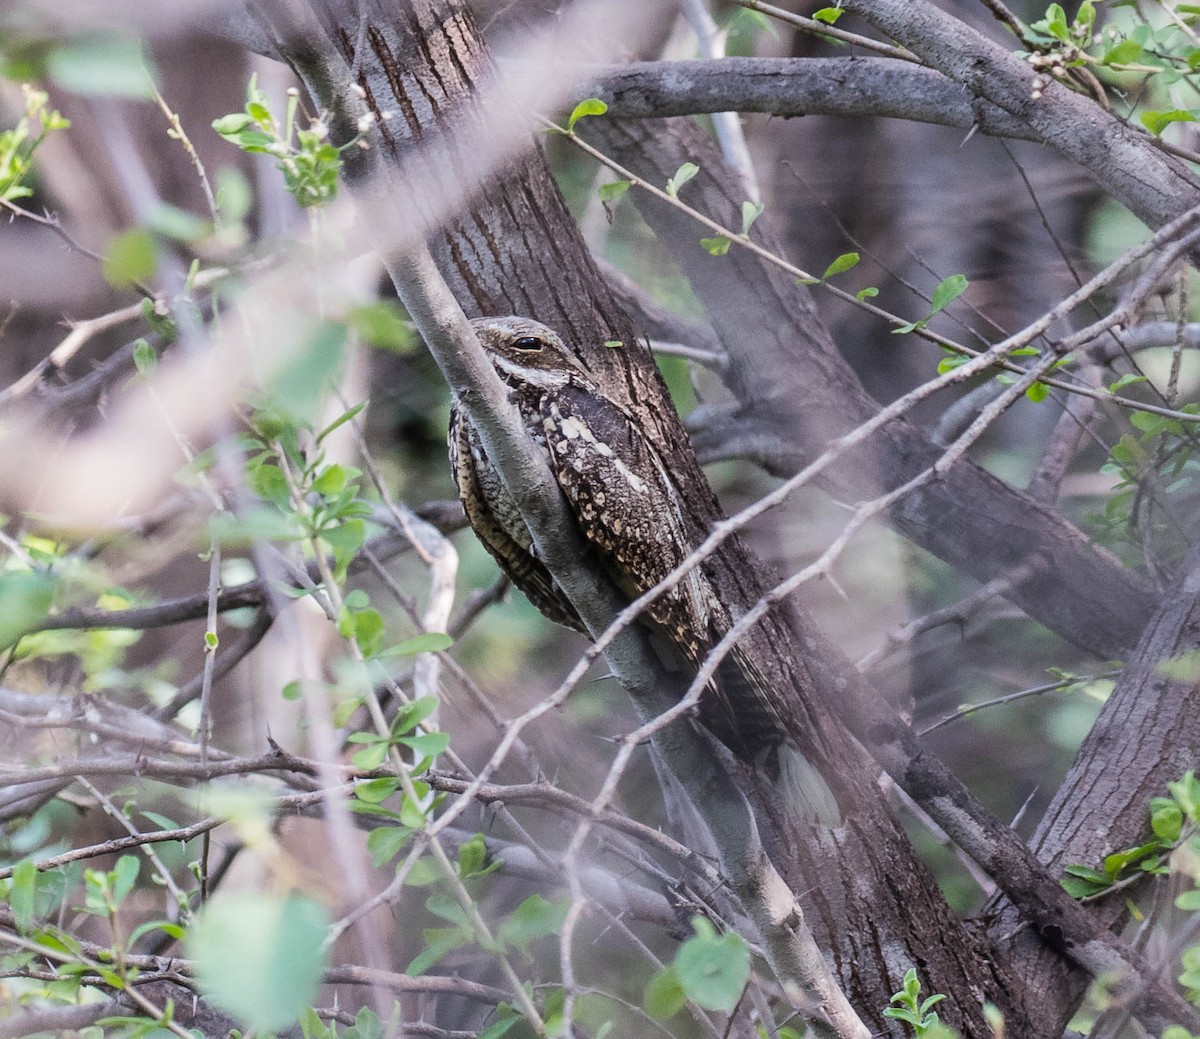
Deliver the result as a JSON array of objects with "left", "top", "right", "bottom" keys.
[{"left": 765, "top": 743, "right": 842, "bottom": 828}]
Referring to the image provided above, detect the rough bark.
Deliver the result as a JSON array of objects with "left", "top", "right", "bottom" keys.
[
  {"left": 246, "top": 0, "right": 1017, "bottom": 1031},
  {"left": 586, "top": 57, "right": 1038, "bottom": 140},
  {"left": 587, "top": 115, "right": 1155, "bottom": 659},
  {"left": 840, "top": 0, "right": 1200, "bottom": 231},
  {"left": 988, "top": 544, "right": 1200, "bottom": 1034}
]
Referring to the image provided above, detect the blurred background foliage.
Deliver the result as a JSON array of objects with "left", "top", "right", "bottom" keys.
[{"left": 1, "top": 0, "right": 1198, "bottom": 1035}]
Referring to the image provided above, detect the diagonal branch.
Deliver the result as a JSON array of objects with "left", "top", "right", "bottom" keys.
[{"left": 588, "top": 114, "right": 1156, "bottom": 658}]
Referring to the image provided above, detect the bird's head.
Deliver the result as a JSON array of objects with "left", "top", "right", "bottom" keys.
[{"left": 469, "top": 316, "right": 589, "bottom": 389}]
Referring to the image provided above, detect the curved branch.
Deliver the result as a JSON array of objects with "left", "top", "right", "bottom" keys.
[
  {"left": 841, "top": 0, "right": 1200, "bottom": 231},
  {"left": 587, "top": 57, "right": 1036, "bottom": 140}
]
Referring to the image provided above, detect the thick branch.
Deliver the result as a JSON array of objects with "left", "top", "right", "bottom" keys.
[
  {"left": 246, "top": 2, "right": 1022, "bottom": 1032},
  {"left": 840, "top": 0, "right": 1200, "bottom": 230},
  {"left": 587, "top": 57, "right": 1035, "bottom": 140},
  {"left": 989, "top": 543, "right": 1200, "bottom": 1034},
  {"left": 253, "top": 5, "right": 870, "bottom": 1034},
  {"left": 590, "top": 115, "right": 1155, "bottom": 658}
]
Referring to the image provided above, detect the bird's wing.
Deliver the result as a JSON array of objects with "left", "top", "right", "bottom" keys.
[
  {"left": 538, "top": 381, "right": 718, "bottom": 658},
  {"left": 449, "top": 404, "right": 588, "bottom": 636},
  {"left": 539, "top": 382, "right": 801, "bottom": 758}
]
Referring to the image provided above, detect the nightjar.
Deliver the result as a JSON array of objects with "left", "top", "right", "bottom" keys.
[{"left": 449, "top": 316, "right": 837, "bottom": 823}]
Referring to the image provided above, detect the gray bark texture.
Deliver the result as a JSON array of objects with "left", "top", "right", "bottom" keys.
[
  {"left": 586, "top": 115, "right": 1155, "bottom": 660},
  {"left": 989, "top": 544, "right": 1200, "bottom": 1033},
  {"left": 840, "top": 0, "right": 1200, "bottom": 230},
  {"left": 229, "top": 0, "right": 1200, "bottom": 1034},
  {"left": 245, "top": 0, "right": 1020, "bottom": 1032},
  {"left": 587, "top": 57, "right": 1038, "bottom": 140}
]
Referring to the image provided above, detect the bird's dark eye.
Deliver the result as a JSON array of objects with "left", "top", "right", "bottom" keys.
[{"left": 512, "top": 336, "right": 543, "bottom": 352}]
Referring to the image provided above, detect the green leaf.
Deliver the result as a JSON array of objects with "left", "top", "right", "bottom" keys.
[
  {"left": 249, "top": 463, "right": 291, "bottom": 508},
  {"left": 141, "top": 297, "right": 176, "bottom": 341},
  {"left": 856, "top": 286, "right": 879, "bottom": 300},
  {"left": 1142, "top": 109, "right": 1197, "bottom": 136},
  {"left": 892, "top": 320, "right": 924, "bottom": 335},
  {"left": 132, "top": 338, "right": 157, "bottom": 375},
  {"left": 266, "top": 319, "right": 348, "bottom": 425},
  {"left": 644, "top": 966, "right": 686, "bottom": 1019},
  {"left": 102, "top": 229, "right": 157, "bottom": 288},
  {"left": 212, "top": 113, "right": 255, "bottom": 136},
  {"left": 351, "top": 741, "right": 390, "bottom": 770},
  {"left": 1101, "top": 39, "right": 1143, "bottom": 64},
  {"left": 674, "top": 918, "right": 750, "bottom": 1013},
  {"left": 390, "top": 632, "right": 454, "bottom": 656},
  {"left": 598, "top": 179, "right": 631, "bottom": 203},
  {"left": 1103, "top": 841, "right": 1160, "bottom": 875},
  {"left": 366, "top": 825, "right": 412, "bottom": 867},
  {"left": 1159, "top": 650, "right": 1200, "bottom": 682},
  {"left": 457, "top": 834, "right": 488, "bottom": 878},
  {"left": 311, "top": 463, "right": 350, "bottom": 496},
  {"left": 47, "top": 35, "right": 157, "bottom": 99},
  {"left": 406, "top": 927, "right": 469, "bottom": 976},
  {"left": 1062, "top": 873, "right": 1110, "bottom": 898},
  {"left": 111, "top": 855, "right": 139, "bottom": 905},
  {"left": 1044, "top": 3, "right": 1070, "bottom": 40},
  {"left": 567, "top": 97, "right": 607, "bottom": 132},
  {"left": 10, "top": 859, "right": 37, "bottom": 931},
  {"left": 355, "top": 778, "right": 399, "bottom": 804},
  {"left": 391, "top": 695, "right": 441, "bottom": 736},
  {"left": 813, "top": 7, "right": 844, "bottom": 24},
  {"left": 215, "top": 165, "right": 253, "bottom": 222},
  {"left": 425, "top": 893, "right": 470, "bottom": 926},
  {"left": 740, "top": 200, "right": 764, "bottom": 235},
  {"left": 348, "top": 302, "right": 413, "bottom": 353},
  {"left": 700, "top": 236, "right": 731, "bottom": 256},
  {"left": 478, "top": 1010, "right": 522, "bottom": 1039},
  {"left": 323, "top": 518, "right": 367, "bottom": 572},
  {"left": 1151, "top": 799, "right": 1183, "bottom": 842},
  {"left": 930, "top": 273, "right": 969, "bottom": 315},
  {"left": 1175, "top": 888, "right": 1200, "bottom": 910},
  {"left": 0, "top": 570, "right": 56, "bottom": 650},
  {"left": 1025, "top": 381, "right": 1049, "bottom": 403},
  {"left": 397, "top": 731, "right": 451, "bottom": 757},
  {"left": 147, "top": 202, "right": 209, "bottom": 243},
  {"left": 497, "top": 894, "right": 568, "bottom": 955},
  {"left": 666, "top": 162, "right": 699, "bottom": 197},
  {"left": 317, "top": 402, "right": 367, "bottom": 444},
  {"left": 128, "top": 918, "right": 186, "bottom": 947},
  {"left": 404, "top": 858, "right": 443, "bottom": 887},
  {"left": 1107, "top": 373, "right": 1147, "bottom": 393},
  {"left": 1129, "top": 410, "right": 1175, "bottom": 436},
  {"left": 1168, "top": 771, "right": 1200, "bottom": 818},
  {"left": 1063, "top": 864, "right": 1111, "bottom": 884},
  {"left": 188, "top": 894, "right": 330, "bottom": 1033},
  {"left": 920, "top": 993, "right": 947, "bottom": 1014},
  {"left": 822, "top": 251, "right": 860, "bottom": 280}
]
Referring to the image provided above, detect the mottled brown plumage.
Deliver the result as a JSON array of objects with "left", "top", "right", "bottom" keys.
[
  {"left": 450, "top": 317, "right": 840, "bottom": 823},
  {"left": 449, "top": 316, "right": 787, "bottom": 757}
]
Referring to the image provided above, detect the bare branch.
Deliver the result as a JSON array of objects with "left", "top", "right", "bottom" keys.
[{"left": 588, "top": 58, "right": 1036, "bottom": 140}]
